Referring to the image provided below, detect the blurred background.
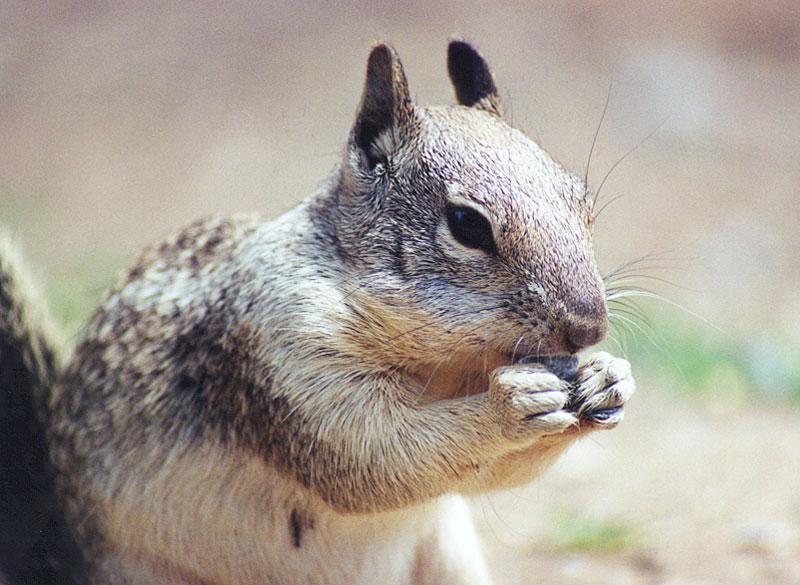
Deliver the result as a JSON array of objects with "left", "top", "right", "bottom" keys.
[{"left": 2, "top": 1, "right": 799, "bottom": 583}]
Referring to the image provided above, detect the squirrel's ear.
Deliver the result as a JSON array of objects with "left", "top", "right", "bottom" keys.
[
  {"left": 447, "top": 41, "right": 502, "bottom": 117},
  {"left": 352, "top": 43, "right": 416, "bottom": 169}
]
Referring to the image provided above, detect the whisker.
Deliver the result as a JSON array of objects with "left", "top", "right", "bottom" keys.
[
  {"left": 481, "top": 351, "right": 490, "bottom": 398},
  {"left": 584, "top": 77, "right": 614, "bottom": 186},
  {"left": 608, "top": 313, "right": 636, "bottom": 352},
  {"left": 591, "top": 116, "right": 669, "bottom": 213},
  {"left": 605, "top": 329, "right": 627, "bottom": 357},
  {"left": 475, "top": 492, "right": 511, "bottom": 546},
  {"left": 605, "top": 265, "right": 685, "bottom": 285},
  {"left": 605, "top": 273, "right": 688, "bottom": 291},
  {"left": 336, "top": 283, "right": 367, "bottom": 306},
  {"left": 591, "top": 192, "right": 626, "bottom": 222},
  {"left": 510, "top": 335, "right": 525, "bottom": 363},
  {"left": 609, "top": 297, "right": 653, "bottom": 325},
  {"left": 602, "top": 252, "right": 686, "bottom": 282},
  {"left": 609, "top": 288, "right": 723, "bottom": 334},
  {"left": 419, "top": 352, "right": 453, "bottom": 399},
  {"left": 609, "top": 304, "right": 655, "bottom": 334},
  {"left": 484, "top": 491, "right": 527, "bottom": 542},
  {"left": 610, "top": 311, "right": 663, "bottom": 352}
]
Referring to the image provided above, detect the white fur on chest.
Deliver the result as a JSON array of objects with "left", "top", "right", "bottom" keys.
[{"left": 101, "top": 444, "right": 488, "bottom": 585}]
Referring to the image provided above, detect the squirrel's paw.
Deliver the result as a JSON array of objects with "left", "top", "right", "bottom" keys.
[
  {"left": 489, "top": 365, "right": 578, "bottom": 442},
  {"left": 570, "top": 352, "right": 635, "bottom": 429}
]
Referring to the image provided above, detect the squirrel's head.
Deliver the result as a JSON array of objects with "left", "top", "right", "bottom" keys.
[{"left": 325, "top": 42, "right": 607, "bottom": 375}]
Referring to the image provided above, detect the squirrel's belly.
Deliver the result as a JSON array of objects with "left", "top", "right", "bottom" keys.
[{"left": 98, "top": 442, "right": 444, "bottom": 585}]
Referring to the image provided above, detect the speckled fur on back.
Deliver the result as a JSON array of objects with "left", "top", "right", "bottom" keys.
[{"left": 1, "top": 41, "right": 634, "bottom": 585}]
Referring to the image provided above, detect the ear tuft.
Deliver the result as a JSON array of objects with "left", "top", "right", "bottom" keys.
[
  {"left": 353, "top": 43, "right": 415, "bottom": 169},
  {"left": 447, "top": 40, "right": 502, "bottom": 117}
]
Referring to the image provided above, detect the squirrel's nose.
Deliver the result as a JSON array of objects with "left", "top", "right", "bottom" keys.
[
  {"left": 561, "top": 297, "right": 608, "bottom": 353},
  {"left": 563, "top": 317, "right": 607, "bottom": 353}
]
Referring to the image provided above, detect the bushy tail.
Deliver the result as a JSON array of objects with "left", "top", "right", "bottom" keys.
[{"left": 0, "top": 237, "right": 85, "bottom": 585}]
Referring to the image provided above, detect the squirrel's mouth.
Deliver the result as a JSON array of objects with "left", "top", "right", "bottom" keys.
[
  {"left": 498, "top": 340, "right": 581, "bottom": 380},
  {"left": 516, "top": 354, "right": 579, "bottom": 381}
]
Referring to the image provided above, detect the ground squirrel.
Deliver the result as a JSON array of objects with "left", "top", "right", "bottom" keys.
[{"left": 0, "top": 41, "right": 635, "bottom": 585}]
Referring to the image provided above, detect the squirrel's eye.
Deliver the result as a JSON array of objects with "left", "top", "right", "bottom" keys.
[{"left": 445, "top": 204, "right": 497, "bottom": 254}]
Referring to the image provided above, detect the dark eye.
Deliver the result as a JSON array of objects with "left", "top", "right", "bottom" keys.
[{"left": 445, "top": 204, "right": 497, "bottom": 254}]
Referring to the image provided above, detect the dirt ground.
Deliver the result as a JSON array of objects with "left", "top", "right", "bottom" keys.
[{"left": 1, "top": 2, "right": 799, "bottom": 583}]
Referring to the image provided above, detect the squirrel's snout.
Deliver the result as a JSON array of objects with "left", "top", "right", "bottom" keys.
[
  {"left": 563, "top": 316, "right": 608, "bottom": 353},
  {"left": 560, "top": 294, "right": 608, "bottom": 353}
]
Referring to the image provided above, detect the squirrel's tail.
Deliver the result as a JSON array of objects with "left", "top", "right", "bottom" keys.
[{"left": 0, "top": 237, "right": 86, "bottom": 585}]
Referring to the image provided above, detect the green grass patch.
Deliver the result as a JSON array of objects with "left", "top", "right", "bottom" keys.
[
  {"left": 45, "top": 255, "right": 124, "bottom": 338},
  {"left": 549, "top": 511, "right": 637, "bottom": 553}
]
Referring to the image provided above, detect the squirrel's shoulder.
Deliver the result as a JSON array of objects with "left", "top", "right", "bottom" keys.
[
  {"left": 124, "top": 213, "right": 267, "bottom": 282},
  {"left": 121, "top": 204, "right": 329, "bottom": 286}
]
